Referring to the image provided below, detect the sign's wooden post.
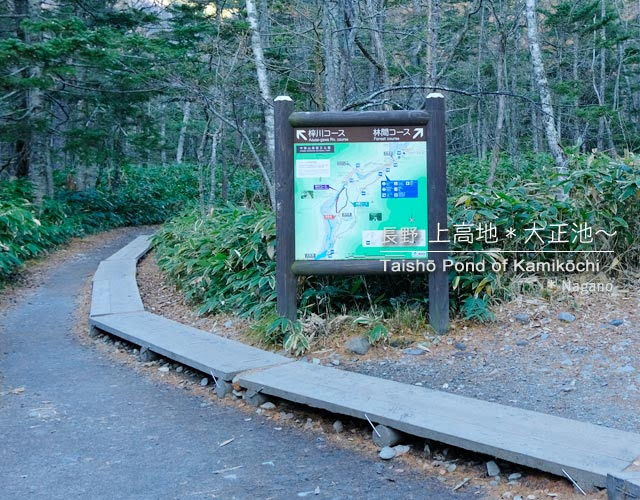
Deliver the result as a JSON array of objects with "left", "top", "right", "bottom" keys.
[
  {"left": 426, "top": 93, "right": 449, "bottom": 334},
  {"left": 274, "top": 96, "right": 296, "bottom": 321}
]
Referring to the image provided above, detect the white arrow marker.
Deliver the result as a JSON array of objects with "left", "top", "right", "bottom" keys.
[
  {"left": 412, "top": 128, "right": 424, "bottom": 139},
  {"left": 296, "top": 129, "right": 307, "bottom": 141}
]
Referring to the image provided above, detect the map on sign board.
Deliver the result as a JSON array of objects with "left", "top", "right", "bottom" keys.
[{"left": 293, "top": 125, "right": 428, "bottom": 260}]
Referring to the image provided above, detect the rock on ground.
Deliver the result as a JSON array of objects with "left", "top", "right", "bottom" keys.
[
  {"left": 486, "top": 460, "right": 501, "bottom": 477},
  {"left": 345, "top": 336, "right": 370, "bottom": 355},
  {"left": 557, "top": 312, "right": 576, "bottom": 322},
  {"left": 379, "top": 447, "right": 396, "bottom": 460},
  {"left": 393, "top": 444, "right": 410, "bottom": 457},
  {"left": 372, "top": 424, "right": 403, "bottom": 448}
]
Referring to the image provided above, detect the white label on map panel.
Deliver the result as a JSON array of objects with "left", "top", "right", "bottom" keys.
[
  {"left": 362, "top": 230, "right": 426, "bottom": 247},
  {"left": 296, "top": 159, "right": 331, "bottom": 178}
]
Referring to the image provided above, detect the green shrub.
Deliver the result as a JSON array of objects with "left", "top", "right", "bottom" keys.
[
  {"left": 153, "top": 203, "right": 277, "bottom": 319},
  {"left": 447, "top": 152, "right": 639, "bottom": 316},
  {"left": 153, "top": 152, "right": 639, "bottom": 328},
  {"left": 0, "top": 164, "right": 198, "bottom": 282}
]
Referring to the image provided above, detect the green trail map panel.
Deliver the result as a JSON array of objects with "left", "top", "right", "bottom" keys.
[{"left": 294, "top": 139, "right": 427, "bottom": 260}]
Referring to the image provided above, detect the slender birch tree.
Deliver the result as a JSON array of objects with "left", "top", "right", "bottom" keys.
[{"left": 524, "top": 0, "right": 567, "bottom": 175}]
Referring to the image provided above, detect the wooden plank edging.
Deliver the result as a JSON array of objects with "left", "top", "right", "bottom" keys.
[{"left": 89, "top": 235, "right": 640, "bottom": 494}]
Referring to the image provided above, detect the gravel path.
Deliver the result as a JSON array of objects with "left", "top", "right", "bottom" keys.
[{"left": 0, "top": 229, "right": 482, "bottom": 500}]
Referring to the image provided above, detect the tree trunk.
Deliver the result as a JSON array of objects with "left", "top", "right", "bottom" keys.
[
  {"left": 488, "top": 40, "right": 506, "bottom": 187},
  {"left": 322, "top": 1, "right": 342, "bottom": 111},
  {"left": 525, "top": 0, "right": 567, "bottom": 176},
  {"left": 208, "top": 128, "right": 219, "bottom": 210},
  {"left": 45, "top": 136, "right": 54, "bottom": 197},
  {"left": 14, "top": 0, "right": 47, "bottom": 201},
  {"left": 245, "top": 0, "right": 275, "bottom": 167},
  {"left": 597, "top": 0, "right": 606, "bottom": 151},
  {"left": 531, "top": 76, "right": 540, "bottom": 153},
  {"left": 159, "top": 102, "right": 167, "bottom": 167},
  {"left": 176, "top": 101, "right": 191, "bottom": 164},
  {"left": 365, "top": 0, "right": 389, "bottom": 90},
  {"left": 25, "top": 69, "right": 47, "bottom": 202},
  {"left": 425, "top": 0, "right": 439, "bottom": 88},
  {"left": 196, "top": 119, "right": 210, "bottom": 214},
  {"left": 475, "top": 3, "right": 485, "bottom": 161},
  {"left": 572, "top": 38, "right": 581, "bottom": 147}
]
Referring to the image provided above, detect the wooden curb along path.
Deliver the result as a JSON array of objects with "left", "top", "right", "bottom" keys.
[{"left": 89, "top": 236, "right": 640, "bottom": 496}]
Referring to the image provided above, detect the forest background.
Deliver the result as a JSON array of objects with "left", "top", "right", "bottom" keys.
[{"left": 1, "top": 0, "right": 639, "bottom": 338}]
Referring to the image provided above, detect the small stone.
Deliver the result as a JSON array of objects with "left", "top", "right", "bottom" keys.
[
  {"left": 403, "top": 348, "right": 426, "bottom": 356},
  {"left": 215, "top": 380, "right": 233, "bottom": 398},
  {"left": 158, "top": 366, "right": 170, "bottom": 373},
  {"left": 540, "top": 333, "right": 549, "bottom": 340},
  {"left": 424, "top": 443, "right": 432, "bottom": 457},
  {"left": 609, "top": 319, "right": 623, "bottom": 326},
  {"left": 280, "top": 412, "right": 294, "bottom": 420},
  {"left": 527, "top": 496, "right": 537, "bottom": 500},
  {"left": 514, "top": 496, "right": 523, "bottom": 500},
  {"left": 260, "top": 402, "right": 276, "bottom": 410},
  {"left": 489, "top": 480, "right": 499, "bottom": 486},
  {"left": 333, "top": 420, "right": 344, "bottom": 433},
  {"left": 557, "top": 312, "right": 576, "bottom": 323},
  {"left": 515, "top": 313, "right": 530, "bottom": 325},
  {"left": 486, "top": 460, "right": 501, "bottom": 477},
  {"left": 372, "top": 425, "right": 403, "bottom": 448},
  {"left": 139, "top": 346, "right": 158, "bottom": 362},
  {"left": 503, "top": 493, "right": 512, "bottom": 499},
  {"left": 312, "top": 358, "right": 321, "bottom": 365},
  {"left": 447, "top": 464, "right": 457, "bottom": 473},
  {"left": 244, "top": 389, "right": 268, "bottom": 407},
  {"left": 331, "top": 359, "right": 340, "bottom": 366},
  {"left": 345, "top": 336, "right": 370, "bottom": 355},
  {"left": 200, "top": 377, "right": 209, "bottom": 386},
  {"left": 393, "top": 445, "right": 410, "bottom": 457},
  {"left": 224, "top": 320, "right": 233, "bottom": 328},
  {"left": 379, "top": 447, "right": 396, "bottom": 460},
  {"left": 454, "top": 342, "right": 467, "bottom": 351},
  {"left": 515, "top": 340, "right": 528, "bottom": 347},
  {"left": 508, "top": 473, "right": 522, "bottom": 481},
  {"left": 175, "top": 366, "right": 183, "bottom": 373},
  {"left": 304, "top": 418, "right": 314, "bottom": 430}
]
